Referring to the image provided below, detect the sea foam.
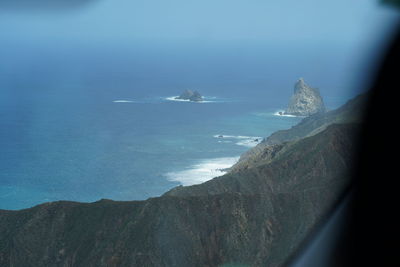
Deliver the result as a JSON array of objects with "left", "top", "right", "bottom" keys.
[
  {"left": 164, "top": 96, "right": 219, "bottom": 103},
  {"left": 165, "top": 96, "right": 191, "bottom": 102},
  {"left": 165, "top": 156, "right": 239, "bottom": 186},
  {"left": 273, "top": 111, "right": 300, "bottom": 117},
  {"left": 113, "top": 100, "right": 135, "bottom": 103},
  {"left": 214, "top": 135, "right": 262, "bottom": 148}
]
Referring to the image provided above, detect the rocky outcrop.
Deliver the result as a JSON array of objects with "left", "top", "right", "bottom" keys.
[
  {"left": 284, "top": 78, "right": 326, "bottom": 116},
  {"left": 229, "top": 93, "right": 367, "bottom": 173},
  {"left": 175, "top": 90, "right": 203, "bottom": 102}
]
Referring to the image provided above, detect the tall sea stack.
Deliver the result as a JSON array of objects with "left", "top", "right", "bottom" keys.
[{"left": 284, "top": 78, "right": 326, "bottom": 116}]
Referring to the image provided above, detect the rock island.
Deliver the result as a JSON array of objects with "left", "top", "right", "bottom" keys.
[
  {"left": 284, "top": 78, "right": 326, "bottom": 116},
  {"left": 175, "top": 90, "right": 203, "bottom": 102}
]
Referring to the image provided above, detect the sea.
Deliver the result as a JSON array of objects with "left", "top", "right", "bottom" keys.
[{"left": 0, "top": 43, "right": 362, "bottom": 210}]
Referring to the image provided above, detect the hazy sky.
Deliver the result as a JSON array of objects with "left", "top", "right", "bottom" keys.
[
  {"left": 1, "top": 0, "right": 399, "bottom": 101},
  {"left": 1, "top": 0, "right": 398, "bottom": 47}
]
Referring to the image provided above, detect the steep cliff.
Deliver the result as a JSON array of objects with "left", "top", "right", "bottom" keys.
[{"left": 230, "top": 93, "right": 366, "bottom": 173}]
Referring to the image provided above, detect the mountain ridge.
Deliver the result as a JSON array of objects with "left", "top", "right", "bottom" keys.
[{"left": 229, "top": 93, "right": 367, "bottom": 173}]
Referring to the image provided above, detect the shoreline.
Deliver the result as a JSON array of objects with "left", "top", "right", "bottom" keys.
[{"left": 164, "top": 156, "right": 240, "bottom": 186}]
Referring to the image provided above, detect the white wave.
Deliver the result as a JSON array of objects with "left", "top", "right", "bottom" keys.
[
  {"left": 214, "top": 134, "right": 259, "bottom": 139},
  {"left": 113, "top": 100, "right": 135, "bottom": 103},
  {"left": 214, "top": 134, "right": 262, "bottom": 147},
  {"left": 218, "top": 140, "right": 232, "bottom": 143},
  {"left": 165, "top": 156, "right": 239, "bottom": 186},
  {"left": 235, "top": 139, "right": 262, "bottom": 148},
  {"left": 253, "top": 110, "right": 301, "bottom": 118},
  {"left": 165, "top": 96, "right": 191, "bottom": 102},
  {"left": 164, "top": 96, "right": 218, "bottom": 103},
  {"left": 113, "top": 96, "right": 223, "bottom": 104},
  {"left": 273, "top": 111, "right": 299, "bottom": 117}
]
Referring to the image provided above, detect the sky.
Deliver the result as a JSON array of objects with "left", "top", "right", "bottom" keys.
[
  {"left": 0, "top": 0, "right": 399, "bottom": 101},
  {"left": 1, "top": 0, "right": 398, "bottom": 46}
]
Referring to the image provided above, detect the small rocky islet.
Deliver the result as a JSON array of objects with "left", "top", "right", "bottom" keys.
[{"left": 175, "top": 89, "right": 203, "bottom": 102}]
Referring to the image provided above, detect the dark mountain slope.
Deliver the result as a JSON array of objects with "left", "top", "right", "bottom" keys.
[
  {"left": 229, "top": 93, "right": 367, "bottom": 173},
  {"left": 0, "top": 122, "right": 358, "bottom": 267},
  {"left": 266, "top": 93, "right": 366, "bottom": 145},
  {"left": 166, "top": 123, "right": 357, "bottom": 198}
]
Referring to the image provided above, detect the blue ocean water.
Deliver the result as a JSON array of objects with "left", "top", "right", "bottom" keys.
[{"left": 0, "top": 44, "right": 359, "bottom": 210}]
